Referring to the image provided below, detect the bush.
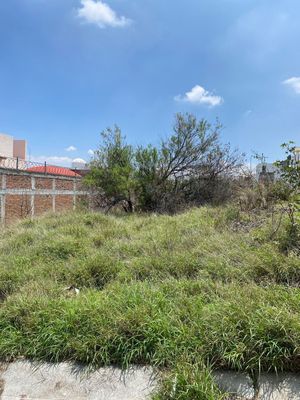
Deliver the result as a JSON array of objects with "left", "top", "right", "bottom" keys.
[{"left": 86, "top": 113, "right": 243, "bottom": 214}]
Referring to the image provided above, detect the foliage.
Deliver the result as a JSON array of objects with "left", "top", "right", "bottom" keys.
[
  {"left": 86, "top": 114, "right": 243, "bottom": 213},
  {"left": 1, "top": 208, "right": 300, "bottom": 398},
  {"left": 275, "top": 142, "right": 300, "bottom": 253},
  {"left": 135, "top": 145, "right": 162, "bottom": 211},
  {"left": 276, "top": 142, "right": 300, "bottom": 190},
  {"left": 85, "top": 126, "right": 135, "bottom": 212}
]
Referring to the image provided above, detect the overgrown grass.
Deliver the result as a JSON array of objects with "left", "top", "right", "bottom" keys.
[{"left": 0, "top": 207, "right": 299, "bottom": 399}]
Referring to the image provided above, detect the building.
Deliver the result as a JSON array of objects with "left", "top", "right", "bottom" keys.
[
  {"left": 256, "top": 163, "right": 281, "bottom": 182},
  {"left": 27, "top": 165, "right": 81, "bottom": 177},
  {"left": 256, "top": 146, "right": 300, "bottom": 183},
  {"left": 294, "top": 147, "right": 300, "bottom": 163},
  {"left": 0, "top": 133, "right": 27, "bottom": 161},
  {"left": 71, "top": 158, "right": 90, "bottom": 177}
]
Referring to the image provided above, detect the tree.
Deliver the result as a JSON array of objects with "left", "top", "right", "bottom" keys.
[
  {"left": 86, "top": 114, "right": 243, "bottom": 214},
  {"left": 85, "top": 126, "right": 135, "bottom": 212},
  {"left": 135, "top": 145, "right": 161, "bottom": 211},
  {"left": 275, "top": 142, "right": 300, "bottom": 252},
  {"left": 135, "top": 113, "right": 243, "bottom": 212},
  {"left": 276, "top": 142, "right": 300, "bottom": 191}
]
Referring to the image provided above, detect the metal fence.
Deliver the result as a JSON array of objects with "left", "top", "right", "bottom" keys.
[{"left": 0, "top": 156, "right": 78, "bottom": 176}]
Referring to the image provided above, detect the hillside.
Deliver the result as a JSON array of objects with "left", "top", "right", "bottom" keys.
[{"left": 0, "top": 208, "right": 300, "bottom": 399}]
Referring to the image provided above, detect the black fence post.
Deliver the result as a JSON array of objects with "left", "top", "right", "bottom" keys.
[
  {"left": 16, "top": 157, "right": 19, "bottom": 170},
  {"left": 44, "top": 162, "right": 47, "bottom": 174}
]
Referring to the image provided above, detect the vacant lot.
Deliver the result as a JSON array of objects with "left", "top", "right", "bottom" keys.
[{"left": 0, "top": 208, "right": 299, "bottom": 399}]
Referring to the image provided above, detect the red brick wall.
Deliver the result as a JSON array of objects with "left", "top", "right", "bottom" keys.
[
  {"left": 5, "top": 194, "right": 32, "bottom": 221},
  {"left": 6, "top": 175, "right": 31, "bottom": 190},
  {"left": 35, "top": 195, "right": 53, "bottom": 216},
  {"left": 0, "top": 169, "right": 87, "bottom": 224},
  {"left": 55, "top": 195, "right": 74, "bottom": 213},
  {"left": 56, "top": 180, "right": 74, "bottom": 191},
  {"left": 35, "top": 178, "right": 53, "bottom": 190}
]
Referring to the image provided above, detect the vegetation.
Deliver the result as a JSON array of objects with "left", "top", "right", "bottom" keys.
[
  {"left": 86, "top": 113, "right": 243, "bottom": 213},
  {"left": 1, "top": 206, "right": 300, "bottom": 399},
  {"left": 0, "top": 132, "right": 299, "bottom": 398},
  {"left": 85, "top": 126, "right": 136, "bottom": 213},
  {"left": 275, "top": 142, "right": 300, "bottom": 253}
]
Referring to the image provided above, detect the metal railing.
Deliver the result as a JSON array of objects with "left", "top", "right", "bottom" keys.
[{"left": 0, "top": 156, "right": 78, "bottom": 176}]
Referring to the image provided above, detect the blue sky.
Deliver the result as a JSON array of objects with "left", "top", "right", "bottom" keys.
[{"left": 0, "top": 0, "right": 299, "bottom": 166}]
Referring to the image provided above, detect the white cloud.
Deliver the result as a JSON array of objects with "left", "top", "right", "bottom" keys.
[
  {"left": 88, "top": 149, "right": 94, "bottom": 156},
  {"left": 175, "top": 85, "right": 223, "bottom": 107},
  {"left": 73, "top": 158, "right": 87, "bottom": 163},
  {"left": 77, "top": 0, "right": 131, "bottom": 28},
  {"left": 65, "top": 145, "right": 77, "bottom": 152},
  {"left": 283, "top": 77, "right": 300, "bottom": 94},
  {"left": 30, "top": 156, "right": 73, "bottom": 167}
]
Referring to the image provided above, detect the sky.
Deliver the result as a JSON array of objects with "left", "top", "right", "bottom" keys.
[{"left": 0, "top": 0, "right": 300, "bottom": 166}]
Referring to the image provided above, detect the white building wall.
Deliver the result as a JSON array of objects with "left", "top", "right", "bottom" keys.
[
  {"left": 294, "top": 147, "right": 300, "bottom": 163},
  {"left": 0, "top": 133, "right": 14, "bottom": 158},
  {"left": 256, "top": 163, "right": 281, "bottom": 181}
]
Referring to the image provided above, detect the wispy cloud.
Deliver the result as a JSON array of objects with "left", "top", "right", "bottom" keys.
[
  {"left": 88, "top": 149, "right": 94, "bottom": 156},
  {"left": 283, "top": 77, "right": 300, "bottom": 94},
  {"left": 77, "top": 0, "right": 131, "bottom": 29},
  {"left": 65, "top": 145, "right": 77, "bottom": 152},
  {"left": 175, "top": 85, "right": 223, "bottom": 107}
]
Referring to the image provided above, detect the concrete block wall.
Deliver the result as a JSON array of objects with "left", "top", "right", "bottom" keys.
[{"left": 0, "top": 168, "right": 87, "bottom": 224}]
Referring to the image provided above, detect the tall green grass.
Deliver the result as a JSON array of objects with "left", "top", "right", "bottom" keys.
[{"left": 0, "top": 207, "right": 299, "bottom": 399}]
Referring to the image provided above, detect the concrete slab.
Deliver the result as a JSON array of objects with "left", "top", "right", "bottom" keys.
[
  {"left": 213, "top": 371, "right": 255, "bottom": 399},
  {"left": 2, "top": 362, "right": 300, "bottom": 400},
  {"left": 0, "top": 361, "right": 155, "bottom": 400},
  {"left": 214, "top": 370, "right": 300, "bottom": 400},
  {"left": 259, "top": 373, "right": 300, "bottom": 400}
]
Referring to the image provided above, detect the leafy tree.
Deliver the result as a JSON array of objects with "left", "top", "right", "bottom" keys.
[
  {"left": 86, "top": 114, "right": 243, "bottom": 213},
  {"left": 276, "top": 142, "right": 300, "bottom": 191},
  {"left": 275, "top": 142, "right": 300, "bottom": 252},
  {"left": 85, "top": 126, "right": 135, "bottom": 212},
  {"left": 135, "top": 113, "right": 243, "bottom": 212},
  {"left": 135, "top": 145, "right": 161, "bottom": 211}
]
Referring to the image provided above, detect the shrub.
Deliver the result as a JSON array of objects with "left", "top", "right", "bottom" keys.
[
  {"left": 275, "top": 142, "right": 300, "bottom": 254},
  {"left": 86, "top": 113, "right": 243, "bottom": 214}
]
